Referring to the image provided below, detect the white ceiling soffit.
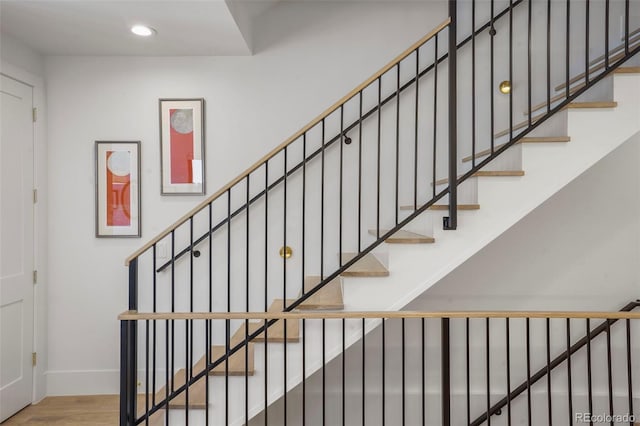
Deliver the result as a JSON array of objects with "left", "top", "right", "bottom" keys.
[{"left": 0, "top": 1, "right": 256, "bottom": 56}]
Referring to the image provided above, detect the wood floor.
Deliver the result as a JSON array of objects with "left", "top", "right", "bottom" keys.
[
  {"left": 2, "top": 395, "right": 638, "bottom": 425},
  {"left": 1, "top": 395, "right": 163, "bottom": 426}
]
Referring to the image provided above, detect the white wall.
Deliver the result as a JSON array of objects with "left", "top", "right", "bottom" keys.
[
  {"left": 0, "top": 33, "right": 48, "bottom": 403},
  {"left": 44, "top": 1, "right": 448, "bottom": 395}
]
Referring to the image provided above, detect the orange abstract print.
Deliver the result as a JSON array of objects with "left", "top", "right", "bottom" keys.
[
  {"left": 169, "top": 108, "right": 195, "bottom": 184},
  {"left": 106, "top": 150, "right": 131, "bottom": 226}
]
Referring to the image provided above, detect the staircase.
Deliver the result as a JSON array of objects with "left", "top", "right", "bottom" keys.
[{"left": 120, "top": 1, "right": 640, "bottom": 425}]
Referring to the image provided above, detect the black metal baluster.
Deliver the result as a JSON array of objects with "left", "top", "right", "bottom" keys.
[
  {"left": 209, "top": 203, "right": 213, "bottom": 313},
  {"left": 340, "top": 107, "right": 344, "bottom": 259},
  {"left": 284, "top": 147, "right": 288, "bottom": 309},
  {"left": 433, "top": 35, "right": 438, "bottom": 198},
  {"left": 185, "top": 320, "right": 190, "bottom": 426},
  {"left": 302, "top": 317, "right": 306, "bottom": 426},
  {"left": 245, "top": 176, "right": 250, "bottom": 426},
  {"left": 527, "top": 0, "right": 532, "bottom": 122},
  {"left": 362, "top": 318, "right": 366, "bottom": 426},
  {"left": 585, "top": 0, "right": 590, "bottom": 84},
  {"left": 547, "top": 0, "right": 552, "bottom": 112},
  {"left": 402, "top": 318, "right": 406, "bottom": 426},
  {"left": 382, "top": 319, "right": 386, "bottom": 426},
  {"left": 567, "top": 319, "right": 573, "bottom": 426},
  {"left": 442, "top": 318, "right": 451, "bottom": 426},
  {"left": 321, "top": 119, "right": 325, "bottom": 278},
  {"left": 414, "top": 49, "right": 419, "bottom": 210},
  {"left": 377, "top": 77, "right": 382, "bottom": 236},
  {"left": 358, "top": 93, "right": 363, "bottom": 252},
  {"left": 264, "top": 161, "right": 269, "bottom": 426},
  {"left": 547, "top": 318, "right": 552, "bottom": 426},
  {"left": 189, "top": 218, "right": 194, "bottom": 376},
  {"left": 395, "top": 63, "right": 400, "bottom": 224},
  {"left": 566, "top": 0, "right": 571, "bottom": 99},
  {"left": 165, "top": 319, "right": 170, "bottom": 425},
  {"left": 206, "top": 319, "right": 210, "bottom": 426},
  {"left": 605, "top": 0, "right": 610, "bottom": 69},
  {"left": 606, "top": 320, "right": 613, "bottom": 426},
  {"left": 526, "top": 318, "right": 532, "bottom": 426},
  {"left": 422, "top": 318, "right": 426, "bottom": 426},
  {"left": 171, "top": 231, "right": 175, "bottom": 393},
  {"left": 466, "top": 318, "right": 471, "bottom": 426},
  {"left": 625, "top": 0, "right": 630, "bottom": 55},
  {"left": 506, "top": 318, "right": 512, "bottom": 425},
  {"left": 587, "top": 319, "right": 593, "bottom": 426},
  {"left": 626, "top": 318, "right": 633, "bottom": 425},
  {"left": 145, "top": 320, "right": 149, "bottom": 426},
  {"left": 342, "top": 318, "right": 346, "bottom": 426},
  {"left": 509, "top": 0, "right": 514, "bottom": 141},
  {"left": 486, "top": 318, "right": 491, "bottom": 426},
  {"left": 472, "top": 0, "right": 477, "bottom": 167},
  {"left": 284, "top": 317, "right": 288, "bottom": 426},
  {"left": 152, "top": 245, "right": 157, "bottom": 407},
  {"left": 490, "top": 0, "right": 495, "bottom": 154},
  {"left": 226, "top": 191, "right": 231, "bottom": 426},
  {"left": 322, "top": 318, "right": 326, "bottom": 426}
]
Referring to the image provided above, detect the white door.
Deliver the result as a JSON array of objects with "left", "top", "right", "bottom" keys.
[{"left": 0, "top": 75, "right": 35, "bottom": 422}]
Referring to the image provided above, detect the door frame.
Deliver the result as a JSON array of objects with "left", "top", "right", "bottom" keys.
[{"left": 1, "top": 61, "right": 47, "bottom": 403}]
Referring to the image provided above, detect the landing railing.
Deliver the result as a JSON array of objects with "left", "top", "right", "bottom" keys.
[
  {"left": 121, "top": 0, "right": 640, "bottom": 423},
  {"left": 120, "top": 305, "right": 640, "bottom": 425}
]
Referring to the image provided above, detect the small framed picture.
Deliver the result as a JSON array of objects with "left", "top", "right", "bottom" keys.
[
  {"left": 95, "top": 141, "right": 141, "bottom": 238},
  {"left": 159, "top": 98, "right": 205, "bottom": 195}
]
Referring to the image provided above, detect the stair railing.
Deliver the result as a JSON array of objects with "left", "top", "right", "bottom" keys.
[
  {"left": 120, "top": 306, "right": 640, "bottom": 425},
  {"left": 121, "top": 0, "right": 640, "bottom": 423}
]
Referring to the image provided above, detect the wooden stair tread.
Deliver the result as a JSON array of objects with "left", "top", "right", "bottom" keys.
[
  {"left": 565, "top": 101, "right": 617, "bottom": 109},
  {"left": 589, "top": 28, "right": 640, "bottom": 66},
  {"left": 155, "top": 368, "right": 207, "bottom": 409},
  {"left": 340, "top": 253, "right": 389, "bottom": 277},
  {"left": 495, "top": 101, "right": 615, "bottom": 138},
  {"left": 462, "top": 137, "right": 570, "bottom": 163},
  {"left": 191, "top": 344, "right": 255, "bottom": 376},
  {"left": 429, "top": 204, "right": 480, "bottom": 211},
  {"left": 525, "top": 82, "right": 585, "bottom": 115},
  {"left": 368, "top": 229, "right": 435, "bottom": 244},
  {"left": 297, "top": 276, "right": 344, "bottom": 310},
  {"left": 233, "top": 300, "right": 300, "bottom": 342},
  {"left": 555, "top": 33, "right": 640, "bottom": 91},
  {"left": 434, "top": 170, "right": 524, "bottom": 185},
  {"left": 614, "top": 66, "right": 640, "bottom": 74}
]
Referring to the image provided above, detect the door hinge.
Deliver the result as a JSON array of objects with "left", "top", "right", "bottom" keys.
[
  {"left": 33, "top": 270, "right": 37, "bottom": 284},
  {"left": 33, "top": 189, "right": 38, "bottom": 204},
  {"left": 32, "top": 352, "right": 37, "bottom": 367},
  {"left": 32, "top": 107, "right": 37, "bottom": 123}
]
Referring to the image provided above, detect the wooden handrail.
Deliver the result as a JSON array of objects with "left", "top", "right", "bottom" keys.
[
  {"left": 124, "top": 18, "right": 451, "bottom": 266},
  {"left": 119, "top": 308, "right": 640, "bottom": 321}
]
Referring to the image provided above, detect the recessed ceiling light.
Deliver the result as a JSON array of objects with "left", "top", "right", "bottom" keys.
[{"left": 131, "top": 25, "right": 156, "bottom": 37}]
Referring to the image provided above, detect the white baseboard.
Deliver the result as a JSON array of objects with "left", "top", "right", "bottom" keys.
[{"left": 45, "top": 369, "right": 120, "bottom": 396}]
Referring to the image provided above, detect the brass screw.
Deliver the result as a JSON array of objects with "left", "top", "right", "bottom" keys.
[{"left": 279, "top": 246, "right": 293, "bottom": 259}]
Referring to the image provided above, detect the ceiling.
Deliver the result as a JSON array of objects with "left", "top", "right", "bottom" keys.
[{"left": 0, "top": 1, "right": 276, "bottom": 56}]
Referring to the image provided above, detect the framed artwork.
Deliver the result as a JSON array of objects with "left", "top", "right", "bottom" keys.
[
  {"left": 159, "top": 98, "right": 205, "bottom": 195},
  {"left": 95, "top": 141, "right": 141, "bottom": 238}
]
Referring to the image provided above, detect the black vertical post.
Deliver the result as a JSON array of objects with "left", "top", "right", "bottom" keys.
[
  {"left": 120, "top": 320, "right": 131, "bottom": 426},
  {"left": 445, "top": 0, "right": 457, "bottom": 230},
  {"left": 121, "top": 259, "right": 138, "bottom": 426},
  {"left": 442, "top": 318, "right": 451, "bottom": 426}
]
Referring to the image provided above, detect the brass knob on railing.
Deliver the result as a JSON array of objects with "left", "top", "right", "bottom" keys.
[
  {"left": 279, "top": 246, "right": 293, "bottom": 259},
  {"left": 499, "top": 80, "right": 511, "bottom": 94}
]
